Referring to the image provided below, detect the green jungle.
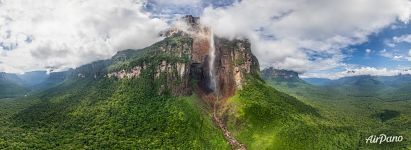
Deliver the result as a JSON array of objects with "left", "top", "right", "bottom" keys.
[{"left": 0, "top": 30, "right": 410, "bottom": 150}]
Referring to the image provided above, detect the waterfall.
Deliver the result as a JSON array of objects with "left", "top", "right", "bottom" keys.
[{"left": 208, "top": 30, "right": 217, "bottom": 91}]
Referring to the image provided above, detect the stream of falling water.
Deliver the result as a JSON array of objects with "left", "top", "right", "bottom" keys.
[{"left": 209, "top": 30, "right": 217, "bottom": 91}]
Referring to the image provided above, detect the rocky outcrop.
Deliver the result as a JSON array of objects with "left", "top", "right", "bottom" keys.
[
  {"left": 107, "top": 66, "right": 142, "bottom": 79},
  {"left": 108, "top": 33, "right": 193, "bottom": 96},
  {"left": 178, "top": 15, "right": 259, "bottom": 99},
  {"left": 105, "top": 15, "right": 259, "bottom": 149},
  {"left": 107, "top": 15, "right": 259, "bottom": 98},
  {"left": 214, "top": 38, "right": 259, "bottom": 99},
  {"left": 261, "top": 67, "right": 301, "bottom": 81}
]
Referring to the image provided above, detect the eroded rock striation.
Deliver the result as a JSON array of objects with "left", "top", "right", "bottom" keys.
[{"left": 107, "top": 15, "right": 260, "bottom": 99}]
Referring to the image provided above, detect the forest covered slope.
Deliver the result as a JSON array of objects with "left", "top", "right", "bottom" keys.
[{"left": 1, "top": 16, "right": 409, "bottom": 150}]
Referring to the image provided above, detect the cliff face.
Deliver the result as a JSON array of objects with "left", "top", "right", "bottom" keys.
[
  {"left": 261, "top": 67, "right": 301, "bottom": 81},
  {"left": 215, "top": 38, "right": 259, "bottom": 98},
  {"left": 107, "top": 15, "right": 259, "bottom": 100},
  {"left": 172, "top": 15, "right": 260, "bottom": 100}
]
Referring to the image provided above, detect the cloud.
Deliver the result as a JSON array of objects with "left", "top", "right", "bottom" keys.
[
  {"left": 143, "top": 0, "right": 203, "bottom": 21},
  {"left": 365, "top": 48, "right": 373, "bottom": 57},
  {"left": 200, "top": 0, "right": 411, "bottom": 72},
  {"left": 407, "top": 49, "right": 411, "bottom": 61},
  {"left": 385, "top": 33, "right": 411, "bottom": 47},
  {"left": 301, "top": 67, "right": 411, "bottom": 79},
  {"left": 384, "top": 39, "right": 397, "bottom": 47},
  {"left": 393, "top": 55, "right": 404, "bottom": 60},
  {"left": 2, "top": 0, "right": 411, "bottom": 74},
  {"left": 379, "top": 49, "right": 409, "bottom": 61},
  {"left": 379, "top": 49, "right": 395, "bottom": 58},
  {"left": 393, "top": 34, "right": 411, "bottom": 43},
  {"left": 150, "top": 0, "right": 201, "bottom": 6},
  {"left": 0, "top": 0, "right": 168, "bottom": 73},
  {"left": 365, "top": 49, "right": 372, "bottom": 54}
]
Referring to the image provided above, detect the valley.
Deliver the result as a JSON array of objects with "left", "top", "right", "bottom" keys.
[
  {"left": 0, "top": 16, "right": 410, "bottom": 150},
  {"left": 263, "top": 68, "right": 411, "bottom": 149}
]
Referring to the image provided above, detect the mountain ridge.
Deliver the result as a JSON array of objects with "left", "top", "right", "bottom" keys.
[
  {"left": 0, "top": 72, "right": 28, "bottom": 98},
  {"left": 3, "top": 15, "right": 406, "bottom": 150}
]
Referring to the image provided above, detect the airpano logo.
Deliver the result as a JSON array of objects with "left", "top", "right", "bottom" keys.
[{"left": 366, "top": 134, "right": 403, "bottom": 144}]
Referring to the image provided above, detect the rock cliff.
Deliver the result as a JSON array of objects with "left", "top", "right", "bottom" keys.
[
  {"left": 261, "top": 67, "right": 301, "bottom": 82},
  {"left": 107, "top": 15, "right": 260, "bottom": 101}
]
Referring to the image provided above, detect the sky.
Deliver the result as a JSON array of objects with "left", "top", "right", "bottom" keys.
[{"left": 0, "top": 0, "right": 411, "bottom": 79}]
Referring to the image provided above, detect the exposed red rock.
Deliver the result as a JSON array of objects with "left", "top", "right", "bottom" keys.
[{"left": 106, "top": 15, "right": 260, "bottom": 149}]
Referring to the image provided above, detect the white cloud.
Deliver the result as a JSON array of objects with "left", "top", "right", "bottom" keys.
[
  {"left": 384, "top": 39, "right": 397, "bottom": 47},
  {"left": 150, "top": 0, "right": 201, "bottom": 6},
  {"left": 365, "top": 49, "right": 372, "bottom": 54},
  {"left": 407, "top": 49, "right": 411, "bottom": 61},
  {"left": 393, "top": 34, "right": 411, "bottom": 43},
  {"left": 0, "top": 0, "right": 168, "bottom": 73},
  {"left": 301, "top": 67, "right": 411, "bottom": 79},
  {"left": 393, "top": 55, "right": 404, "bottom": 60},
  {"left": 365, "top": 48, "right": 372, "bottom": 57},
  {"left": 200, "top": 0, "right": 411, "bottom": 72},
  {"left": 2, "top": 0, "right": 411, "bottom": 74},
  {"left": 379, "top": 49, "right": 394, "bottom": 58},
  {"left": 385, "top": 33, "right": 411, "bottom": 47},
  {"left": 379, "top": 49, "right": 409, "bottom": 61}
]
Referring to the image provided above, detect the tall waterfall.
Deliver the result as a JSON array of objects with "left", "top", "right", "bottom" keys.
[{"left": 208, "top": 30, "right": 217, "bottom": 91}]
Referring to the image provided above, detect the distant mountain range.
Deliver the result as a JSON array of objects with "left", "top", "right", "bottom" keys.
[
  {"left": 0, "top": 72, "right": 28, "bottom": 98},
  {"left": 263, "top": 67, "right": 411, "bottom": 101},
  {"left": 304, "top": 75, "right": 411, "bottom": 87},
  {"left": 16, "top": 71, "right": 49, "bottom": 87},
  {"left": 0, "top": 71, "right": 71, "bottom": 98},
  {"left": 0, "top": 15, "right": 359, "bottom": 150},
  {"left": 1, "top": 16, "right": 410, "bottom": 150}
]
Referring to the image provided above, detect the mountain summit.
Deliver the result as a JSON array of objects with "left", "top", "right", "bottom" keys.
[
  {"left": 108, "top": 15, "right": 260, "bottom": 100},
  {"left": 261, "top": 67, "right": 302, "bottom": 82},
  {"left": 1, "top": 15, "right": 357, "bottom": 150},
  {"left": 104, "top": 15, "right": 260, "bottom": 149}
]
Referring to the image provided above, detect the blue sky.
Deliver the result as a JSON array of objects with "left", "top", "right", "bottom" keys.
[
  {"left": 302, "top": 22, "right": 411, "bottom": 78},
  {"left": 144, "top": 0, "right": 411, "bottom": 79},
  {"left": 344, "top": 22, "right": 411, "bottom": 69},
  {"left": 1, "top": 0, "right": 411, "bottom": 79},
  {"left": 144, "top": 0, "right": 236, "bottom": 19}
]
